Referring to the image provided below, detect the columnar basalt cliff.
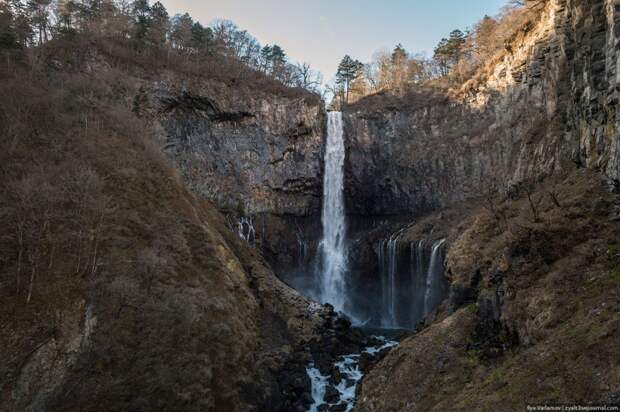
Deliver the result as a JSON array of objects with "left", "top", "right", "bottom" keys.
[
  {"left": 134, "top": 82, "right": 326, "bottom": 276},
  {"left": 357, "top": 169, "right": 620, "bottom": 411},
  {"left": 138, "top": 85, "right": 325, "bottom": 216},
  {"left": 343, "top": 0, "right": 620, "bottom": 218}
]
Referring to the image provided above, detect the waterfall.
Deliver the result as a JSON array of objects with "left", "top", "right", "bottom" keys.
[
  {"left": 297, "top": 233, "right": 307, "bottom": 269},
  {"left": 377, "top": 233, "right": 448, "bottom": 329},
  {"left": 379, "top": 229, "right": 405, "bottom": 328},
  {"left": 423, "top": 239, "right": 446, "bottom": 317},
  {"left": 410, "top": 240, "right": 426, "bottom": 325},
  {"left": 237, "top": 217, "right": 256, "bottom": 243},
  {"left": 319, "top": 112, "right": 348, "bottom": 312}
]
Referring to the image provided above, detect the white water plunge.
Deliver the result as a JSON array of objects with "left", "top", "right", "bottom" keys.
[
  {"left": 306, "top": 336, "right": 398, "bottom": 412},
  {"left": 319, "top": 112, "right": 348, "bottom": 312}
]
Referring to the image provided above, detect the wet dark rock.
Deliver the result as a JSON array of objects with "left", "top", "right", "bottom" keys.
[
  {"left": 328, "top": 403, "right": 349, "bottom": 412},
  {"left": 324, "top": 386, "right": 340, "bottom": 404}
]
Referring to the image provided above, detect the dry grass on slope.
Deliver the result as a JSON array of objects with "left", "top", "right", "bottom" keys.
[
  {"left": 39, "top": 33, "right": 320, "bottom": 105},
  {"left": 0, "top": 48, "right": 317, "bottom": 411},
  {"left": 357, "top": 169, "right": 620, "bottom": 411}
]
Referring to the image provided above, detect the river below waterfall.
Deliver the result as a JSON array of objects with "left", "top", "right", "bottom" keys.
[{"left": 306, "top": 334, "right": 399, "bottom": 412}]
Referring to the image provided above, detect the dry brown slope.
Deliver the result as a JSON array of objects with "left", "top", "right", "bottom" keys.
[
  {"left": 357, "top": 169, "right": 620, "bottom": 411},
  {"left": 0, "top": 42, "right": 322, "bottom": 411}
]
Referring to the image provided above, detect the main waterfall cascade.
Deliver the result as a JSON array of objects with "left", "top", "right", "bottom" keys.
[
  {"left": 377, "top": 237, "right": 449, "bottom": 329},
  {"left": 318, "top": 112, "right": 348, "bottom": 313},
  {"left": 315, "top": 111, "right": 449, "bottom": 328}
]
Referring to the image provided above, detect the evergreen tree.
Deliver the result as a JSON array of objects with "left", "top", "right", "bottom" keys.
[
  {"left": 390, "top": 43, "right": 409, "bottom": 91},
  {"left": 259, "top": 44, "right": 272, "bottom": 72},
  {"left": 131, "top": 0, "right": 150, "bottom": 41},
  {"left": 269, "top": 44, "right": 286, "bottom": 78},
  {"left": 190, "top": 21, "right": 212, "bottom": 51},
  {"left": 55, "top": 0, "right": 79, "bottom": 35},
  {"left": 335, "top": 55, "right": 363, "bottom": 104},
  {"left": 146, "top": 1, "right": 168, "bottom": 46},
  {"left": 433, "top": 29, "right": 467, "bottom": 77},
  {"left": 170, "top": 12, "right": 192, "bottom": 50},
  {"left": 0, "top": 1, "right": 19, "bottom": 49},
  {"left": 391, "top": 43, "right": 407, "bottom": 64},
  {"left": 27, "top": 0, "right": 51, "bottom": 44}
]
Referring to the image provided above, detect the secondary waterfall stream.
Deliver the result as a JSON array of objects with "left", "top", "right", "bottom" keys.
[
  {"left": 378, "top": 237, "right": 448, "bottom": 329},
  {"left": 319, "top": 111, "right": 348, "bottom": 313}
]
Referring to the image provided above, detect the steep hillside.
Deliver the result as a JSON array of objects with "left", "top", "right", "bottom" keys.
[
  {"left": 0, "top": 38, "right": 330, "bottom": 411},
  {"left": 357, "top": 169, "right": 620, "bottom": 410}
]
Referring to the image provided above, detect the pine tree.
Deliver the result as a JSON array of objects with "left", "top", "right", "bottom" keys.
[
  {"left": 190, "top": 21, "right": 212, "bottom": 51},
  {"left": 131, "top": 0, "right": 150, "bottom": 41},
  {"left": 335, "top": 55, "right": 363, "bottom": 104},
  {"left": 433, "top": 29, "right": 467, "bottom": 77},
  {"left": 259, "top": 44, "right": 272, "bottom": 72},
  {"left": 146, "top": 1, "right": 168, "bottom": 47},
  {"left": 270, "top": 44, "right": 286, "bottom": 78},
  {"left": 170, "top": 12, "right": 192, "bottom": 50},
  {"left": 0, "top": 1, "right": 19, "bottom": 49}
]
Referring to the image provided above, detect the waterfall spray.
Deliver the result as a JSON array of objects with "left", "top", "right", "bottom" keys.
[{"left": 319, "top": 112, "right": 348, "bottom": 312}]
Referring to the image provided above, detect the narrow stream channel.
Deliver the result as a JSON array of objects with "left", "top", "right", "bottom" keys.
[{"left": 306, "top": 336, "right": 398, "bottom": 412}]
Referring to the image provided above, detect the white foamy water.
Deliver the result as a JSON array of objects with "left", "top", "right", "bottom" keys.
[
  {"left": 306, "top": 336, "right": 398, "bottom": 412},
  {"left": 319, "top": 112, "right": 348, "bottom": 312},
  {"left": 307, "top": 363, "right": 329, "bottom": 412}
]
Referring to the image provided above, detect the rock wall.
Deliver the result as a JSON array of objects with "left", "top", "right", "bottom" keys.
[
  {"left": 135, "top": 82, "right": 326, "bottom": 277},
  {"left": 139, "top": 83, "right": 325, "bottom": 217},
  {"left": 343, "top": 0, "right": 620, "bottom": 218}
]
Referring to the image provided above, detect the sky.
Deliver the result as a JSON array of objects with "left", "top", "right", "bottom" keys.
[{"left": 159, "top": 0, "right": 509, "bottom": 82}]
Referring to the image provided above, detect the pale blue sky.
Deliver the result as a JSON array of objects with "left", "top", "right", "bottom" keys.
[{"left": 160, "top": 0, "right": 508, "bottom": 81}]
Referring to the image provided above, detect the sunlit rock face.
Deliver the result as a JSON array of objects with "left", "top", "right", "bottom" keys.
[{"left": 343, "top": 0, "right": 620, "bottom": 218}]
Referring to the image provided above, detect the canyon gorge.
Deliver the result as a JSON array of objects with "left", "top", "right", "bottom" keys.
[{"left": 1, "top": 0, "right": 620, "bottom": 411}]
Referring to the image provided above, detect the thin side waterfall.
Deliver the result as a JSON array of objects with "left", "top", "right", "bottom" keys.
[
  {"left": 410, "top": 240, "right": 426, "bottom": 325},
  {"left": 423, "top": 239, "right": 446, "bottom": 317},
  {"left": 319, "top": 112, "right": 347, "bottom": 312},
  {"left": 379, "top": 228, "right": 406, "bottom": 328},
  {"left": 377, "top": 234, "right": 448, "bottom": 329}
]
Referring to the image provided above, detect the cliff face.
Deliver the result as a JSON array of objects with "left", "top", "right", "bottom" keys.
[
  {"left": 139, "top": 83, "right": 325, "bottom": 217},
  {"left": 134, "top": 82, "right": 325, "bottom": 277},
  {"left": 343, "top": 0, "right": 620, "bottom": 217},
  {"left": 352, "top": 1, "right": 620, "bottom": 409}
]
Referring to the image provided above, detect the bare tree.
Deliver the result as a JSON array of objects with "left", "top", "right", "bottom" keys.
[
  {"left": 61, "top": 166, "right": 101, "bottom": 275},
  {"left": 293, "top": 62, "right": 322, "bottom": 93},
  {"left": 137, "top": 247, "right": 166, "bottom": 295}
]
